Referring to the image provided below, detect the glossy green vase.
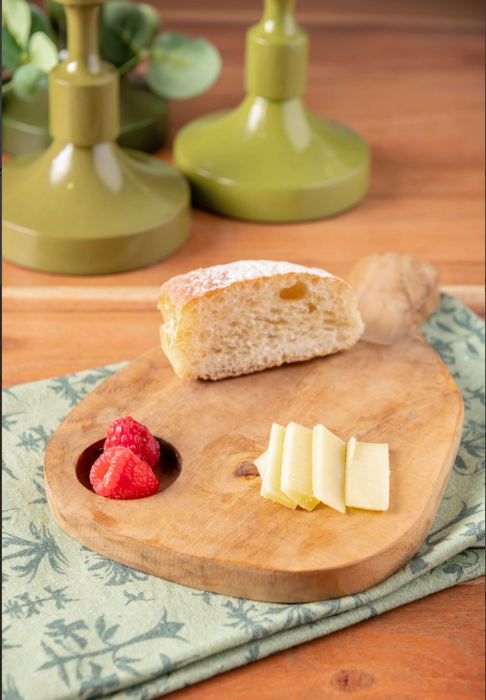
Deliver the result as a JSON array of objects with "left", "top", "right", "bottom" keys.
[
  {"left": 174, "top": 0, "right": 370, "bottom": 223},
  {"left": 2, "top": 0, "right": 190, "bottom": 275}
]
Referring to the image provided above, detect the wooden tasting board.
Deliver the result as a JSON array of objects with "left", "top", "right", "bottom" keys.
[{"left": 44, "top": 289, "right": 464, "bottom": 603}]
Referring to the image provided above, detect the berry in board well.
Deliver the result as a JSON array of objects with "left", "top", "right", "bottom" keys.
[
  {"left": 90, "top": 447, "right": 159, "bottom": 500},
  {"left": 104, "top": 416, "right": 160, "bottom": 468}
]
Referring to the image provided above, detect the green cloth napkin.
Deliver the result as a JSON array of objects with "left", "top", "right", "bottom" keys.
[{"left": 2, "top": 294, "right": 485, "bottom": 700}]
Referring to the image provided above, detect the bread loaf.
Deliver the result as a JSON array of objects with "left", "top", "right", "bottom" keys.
[{"left": 158, "top": 260, "right": 364, "bottom": 381}]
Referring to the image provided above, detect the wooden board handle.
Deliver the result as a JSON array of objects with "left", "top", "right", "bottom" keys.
[{"left": 348, "top": 253, "right": 440, "bottom": 345}]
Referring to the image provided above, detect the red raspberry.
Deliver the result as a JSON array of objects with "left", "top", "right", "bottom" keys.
[
  {"left": 90, "top": 447, "right": 159, "bottom": 500},
  {"left": 104, "top": 416, "right": 160, "bottom": 468}
]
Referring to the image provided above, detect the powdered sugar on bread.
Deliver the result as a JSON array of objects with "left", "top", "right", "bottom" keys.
[
  {"left": 160, "top": 261, "right": 336, "bottom": 307},
  {"left": 158, "top": 260, "right": 364, "bottom": 380}
]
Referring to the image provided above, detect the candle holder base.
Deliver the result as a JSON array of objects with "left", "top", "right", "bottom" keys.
[
  {"left": 175, "top": 96, "right": 369, "bottom": 223},
  {"left": 2, "top": 141, "right": 190, "bottom": 275}
]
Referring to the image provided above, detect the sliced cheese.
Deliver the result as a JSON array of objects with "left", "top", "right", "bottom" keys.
[
  {"left": 260, "top": 425, "right": 297, "bottom": 509},
  {"left": 254, "top": 450, "right": 268, "bottom": 478},
  {"left": 345, "top": 437, "right": 389, "bottom": 511},
  {"left": 281, "top": 422, "right": 319, "bottom": 511},
  {"left": 312, "top": 424, "right": 346, "bottom": 513}
]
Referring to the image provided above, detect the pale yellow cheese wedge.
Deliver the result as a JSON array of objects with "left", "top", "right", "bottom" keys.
[
  {"left": 254, "top": 451, "right": 268, "bottom": 478},
  {"left": 312, "top": 424, "right": 346, "bottom": 513},
  {"left": 260, "top": 425, "right": 297, "bottom": 509},
  {"left": 345, "top": 437, "right": 389, "bottom": 511},
  {"left": 281, "top": 422, "right": 320, "bottom": 511}
]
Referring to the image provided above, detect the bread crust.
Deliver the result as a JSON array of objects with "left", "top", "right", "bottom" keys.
[
  {"left": 158, "top": 261, "right": 364, "bottom": 381},
  {"left": 158, "top": 261, "right": 340, "bottom": 310}
]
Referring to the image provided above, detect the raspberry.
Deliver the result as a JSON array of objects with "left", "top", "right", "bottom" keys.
[
  {"left": 104, "top": 416, "right": 160, "bottom": 468},
  {"left": 90, "top": 447, "right": 159, "bottom": 500}
]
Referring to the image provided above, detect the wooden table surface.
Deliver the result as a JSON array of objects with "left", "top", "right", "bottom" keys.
[{"left": 2, "top": 0, "right": 485, "bottom": 698}]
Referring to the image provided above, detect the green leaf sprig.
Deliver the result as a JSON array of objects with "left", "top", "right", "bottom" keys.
[
  {"left": 2, "top": 0, "right": 58, "bottom": 99},
  {"left": 147, "top": 31, "right": 221, "bottom": 100},
  {"left": 99, "top": 0, "right": 222, "bottom": 100},
  {"left": 3, "top": 0, "right": 221, "bottom": 102}
]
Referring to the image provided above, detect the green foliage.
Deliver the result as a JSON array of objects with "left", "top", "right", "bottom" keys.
[
  {"left": 44, "top": 0, "right": 65, "bottom": 27},
  {"left": 99, "top": 1, "right": 221, "bottom": 98},
  {"left": 4, "top": 0, "right": 221, "bottom": 103},
  {"left": 28, "top": 30, "right": 58, "bottom": 71},
  {"left": 28, "top": 3, "right": 52, "bottom": 38},
  {"left": 11, "top": 63, "right": 47, "bottom": 98},
  {"left": 99, "top": 0, "right": 157, "bottom": 68},
  {"left": 2, "top": 2, "right": 53, "bottom": 70},
  {"left": 2, "top": 26, "right": 23, "bottom": 70},
  {"left": 44, "top": 0, "right": 66, "bottom": 44},
  {"left": 137, "top": 3, "right": 161, "bottom": 40},
  {"left": 2, "top": 0, "right": 58, "bottom": 99},
  {"left": 2, "top": 0, "right": 31, "bottom": 50},
  {"left": 147, "top": 32, "right": 222, "bottom": 99}
]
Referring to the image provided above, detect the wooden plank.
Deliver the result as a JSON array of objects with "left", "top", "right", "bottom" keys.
[
  {"left": 2, "top": 286, "right": 162, "bottom": 311},
  {"left": 26, "top": 0, "right": 484, "bottom": 31},
  {"left": 3, "top": 285, "right": 484, "bottom": 316},
  {"left": 148, "top": 0, "right": 485, "bottom": 32},
  {"left": 441, "top": 286, "right": 485, "bottom": 317},
  {"left": 2, "top": 311, "right": 162, "bottom": 388}
]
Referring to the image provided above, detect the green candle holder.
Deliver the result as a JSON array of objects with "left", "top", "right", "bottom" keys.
[
  {"left": 2, "top": 75, "right": 169, "bottom": 157},
  {"left": 174, "top": 0, "right": 370, "bottom": 223},
  {"left": 2, "top": 0, "right": 190, "bottom": 275}
]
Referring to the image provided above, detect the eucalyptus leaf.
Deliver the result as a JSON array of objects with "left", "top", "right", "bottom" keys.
[
  {"left": 2, "top": 26, "right": 23, "bottom": 70},
  {"left": 138, "top": 3, "right": 161, "bottom": 43},
  {"left": 147, "top": 32, "right": 221, "bottom": 100},
  {"left": 45, "top": 0, "right": 66, "bottom": 45},
  {"left": 11, "top": 63, "right": 48, "bottom": 99},
  {"left": 45, "top": 0, "right": 65, "bottom": 26},
  {"left": 2, "top": 0, "right": 31, "bottom": 50},
  {"left": 100, "top": 1, "right": 156, "bottom": 68},
  {"left": 29, "top": 3, "right": 53, "bottom": 38},
  {"left": 28, "top": 31, "right": 59, "bottom": 72}
]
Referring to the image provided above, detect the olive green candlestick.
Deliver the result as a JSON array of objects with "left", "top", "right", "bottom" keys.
[
  {"left": 2, "top": 75, "right": 169, "bottom": 157},
  {"left": 174, "top": 0, "right": 370, "bottom": 223},
  {"left": 2, "top": 0, "right": 190, "bottom": 275}
]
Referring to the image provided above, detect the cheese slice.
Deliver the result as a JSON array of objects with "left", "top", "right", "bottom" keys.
[
  {"left": 281, "top": 422, "right": 320, "bottom": 511},
  {"left": 312, "top": 424, "right": 346, "bottom": 513},
  {"left": 254, "top": 451, "right": 268, "bottom": 478},
  {"left": 260, "top": 425, "right": 297, "bottom": 509},
  {"left": 345, "top": 437, "right": 389, "bottom": 511}
]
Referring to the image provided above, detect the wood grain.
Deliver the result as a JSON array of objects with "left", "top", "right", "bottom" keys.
[
  {"left": 44, "top": 335, "right": 464, "bottom": 601},
  {"left": 2, "top": 283, "right": 484, "bottom": 315},
  {"left": 149, "top": 0, "right": 486, "bottom": 32},
  {"left": 348, "top": 253, "right": 441, "bottom": 344}
]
